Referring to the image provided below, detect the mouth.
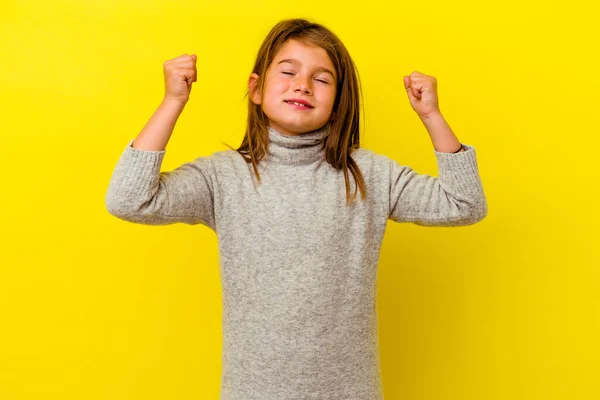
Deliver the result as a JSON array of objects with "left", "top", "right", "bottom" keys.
[{"left": 284, "top": 100, "right": 314, "bottom": 109}]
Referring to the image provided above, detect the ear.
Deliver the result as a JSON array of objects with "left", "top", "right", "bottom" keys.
[
  {"left": 248, "top": 73, "right": 261, "bottom": 105},
  {"left": 330, "top": 111, "right": 336, "bottom": 121}
]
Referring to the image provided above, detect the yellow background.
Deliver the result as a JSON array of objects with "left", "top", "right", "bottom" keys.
[{"left": 1, "top": 0, "right": 598, "bottom": 399}]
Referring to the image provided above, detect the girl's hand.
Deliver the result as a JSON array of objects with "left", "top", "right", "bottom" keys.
[
  {"left": 403, "top": 71, "right": 441, "bottom": 119},
  {"left": 163, "top": 54, "right": 197, "bottom": 105}
]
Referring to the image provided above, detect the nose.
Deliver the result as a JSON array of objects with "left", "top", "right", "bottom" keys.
[{"left": 294, "top": 75, "right": 312, "bottom": 94}]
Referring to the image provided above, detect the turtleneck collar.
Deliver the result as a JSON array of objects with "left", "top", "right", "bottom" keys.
[{"left": 266, "top": 122, "right": 331, "bottom": 165}]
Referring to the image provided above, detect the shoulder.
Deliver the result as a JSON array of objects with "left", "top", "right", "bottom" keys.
[
  {"left": 189, "top": 149, "right": 243, "bottom": 165},
  {"left": 350, "top": 147, "right": 393, "bottom": 171},
  {"left": 192, "top": 148, "right": 253, "bottom": 177},
  {"left": 208, "top": 149, "right": 241, "bottom": 162},
  {"left": 347, "top": 147, "right": 398, "bottom": 190}
]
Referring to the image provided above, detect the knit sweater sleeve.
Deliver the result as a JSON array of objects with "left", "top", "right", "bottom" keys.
[
  {"left": 105, "top": 139, "right": 216, "bottom": 230},
  {"left": 388, "top": 144, "right": 487, "bottom": 227}
]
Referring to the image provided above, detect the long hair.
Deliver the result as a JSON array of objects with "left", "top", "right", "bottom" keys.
[{"left": 224, "top": 18, "right": 366, "bottom": 206}]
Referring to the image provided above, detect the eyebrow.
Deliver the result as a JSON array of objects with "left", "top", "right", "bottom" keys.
[{"left": 276, "top": 58, "right": 336, "bottom": 80}]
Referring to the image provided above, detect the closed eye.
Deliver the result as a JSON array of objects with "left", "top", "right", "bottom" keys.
[{"left": 282, "top": 72, "right": 329, "bottom": 84}]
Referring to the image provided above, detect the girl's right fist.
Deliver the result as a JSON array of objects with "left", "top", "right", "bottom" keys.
[{"left": 163, "top": 54, "right": 197, "bottom": 105}]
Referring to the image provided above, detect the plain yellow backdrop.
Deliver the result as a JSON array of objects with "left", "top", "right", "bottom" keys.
[{"left": 1, "top": 0, "right": 598, "bottom": 399}]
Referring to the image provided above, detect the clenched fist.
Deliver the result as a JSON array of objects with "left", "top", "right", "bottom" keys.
[
  {"left": 163, "top": 54, "right": 197, "bottom": 105},
  {"left": 403, "top": 71, "right": 441, "bottom": 119}
]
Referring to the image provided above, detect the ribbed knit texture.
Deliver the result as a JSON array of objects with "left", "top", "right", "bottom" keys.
[{"left": 105, "top": 122, "right": 487, "bottom": 399}]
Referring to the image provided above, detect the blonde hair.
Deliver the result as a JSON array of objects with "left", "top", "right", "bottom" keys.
[{"left": 224, "top": 18, "right": 366, "bottom": 206}]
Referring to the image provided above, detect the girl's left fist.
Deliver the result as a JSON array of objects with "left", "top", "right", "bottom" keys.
[{"left": 403, "top": 71, "right": 441, "bottom": 119}]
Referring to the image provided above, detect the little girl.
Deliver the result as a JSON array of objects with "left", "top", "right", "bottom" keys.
[{"left": 106, "top": 18, "right": 487, "bottom": 400}]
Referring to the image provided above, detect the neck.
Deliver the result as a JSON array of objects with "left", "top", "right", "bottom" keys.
[{"left": 266, "top": 122, "right": 331, "bottom": 165}]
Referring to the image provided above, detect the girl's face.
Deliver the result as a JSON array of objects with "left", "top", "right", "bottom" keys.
[{"left": 249, "top": 39, "right": 337, "bottom": 136}]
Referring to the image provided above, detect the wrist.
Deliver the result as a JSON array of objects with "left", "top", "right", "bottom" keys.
[
  {"left": 161, "top": 97, "right": 188, "bottom": 110},
  {"left": 419, "top": 111, "right": 444, "bottom": 124}
]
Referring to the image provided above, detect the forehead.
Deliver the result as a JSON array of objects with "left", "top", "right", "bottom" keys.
[{"left": 273, "top": 39, "right": 335, "bottom": 77}]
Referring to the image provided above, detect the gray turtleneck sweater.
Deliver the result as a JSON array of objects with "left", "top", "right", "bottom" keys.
[{"left": 105, "top": 123, "right": 487, "bottom": 399}]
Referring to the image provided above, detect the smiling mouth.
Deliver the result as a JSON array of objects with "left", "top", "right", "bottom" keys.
[{"left": 285, "top": 100, "right": 313, "bottom": 109}]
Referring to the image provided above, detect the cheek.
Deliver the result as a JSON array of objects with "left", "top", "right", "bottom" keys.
[
  {"left": 268, "top": 79, "right": 289, "bottom": 93},
  {"left": 321, "top": 88, "right": 337, "bottom": 107},
  {"left": 263, "top": 83, "right": 287, "bottom": 105}
]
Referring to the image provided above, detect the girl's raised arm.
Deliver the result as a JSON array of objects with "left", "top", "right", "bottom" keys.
[{"left": 104, "top": 54, "right": 216, "bottom": 230}]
